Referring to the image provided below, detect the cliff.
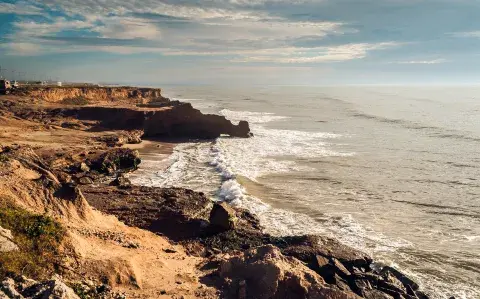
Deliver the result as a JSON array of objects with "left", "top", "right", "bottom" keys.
[
  {"left": 0, "top": 90, "right": 436, "bottom": 299},
  {"left": 13, "top": 86, "right": 166, "bottom": 105},
  {"left": 11, "top": 102, "right": 251, "bottom": 139}
]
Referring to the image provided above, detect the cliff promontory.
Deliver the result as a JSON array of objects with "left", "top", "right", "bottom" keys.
[
  {"left": 5, "top": 87, "right": 251, "bottom": 139},
  {"left": 13, "top": 86, "right": 166, "bottom": 105}
]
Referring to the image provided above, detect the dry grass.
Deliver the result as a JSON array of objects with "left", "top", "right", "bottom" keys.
[{"left": 0, "top": 203, "right": 66, "bottom": 280}]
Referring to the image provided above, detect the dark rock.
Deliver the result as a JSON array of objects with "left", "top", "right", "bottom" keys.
[
  {"left": 209, "top": 202, "right": 237, "bottom": 232},
  {"left": 22, "top": 276, "right": 80, "bottom": 298},
  {"left": 332, "top": 258, "right": 352, "bottom": 278},
  {"left": 316, "top": 255, "right": 330, "bottom": 269},
  {"left": 109, "top": 175, "right": 132, "bottom": 189},
  {"left": 380, "top": 266, "right": 419, "bottom": 291},
  {"left": 364, "top": 289, "right": 395, "bottom": 299},
  {"left": 88, "top": 148, "right": 141, "bottom": 174},
  {"left": 143, "top": 103, "right": 252, "bottom": 139},
  {"left": 83, "top": 186, "right": 211, "bottom": 241},
  {"left": 277, "top": 235, "right": 372, "bottom": 275},
  {"left": 333, "top": 274, "right": 351, "bottom": 292},
  {"left": 79, "top": 176, "right": 93, "bottom": 185},
  {"left": 352, "top": 278, "right": 372, "bottom": 296},
  {"left": 37, "top": 103, "right": 252, "bottom": 139}
]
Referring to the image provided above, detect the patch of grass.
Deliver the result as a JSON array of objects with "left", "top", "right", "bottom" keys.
[
  {"left": 62, "top": 96, "right": 90, "bottom": 106},
  {"left": 0, "top": 203, "right": 66, "bottom": 280},
  {"left": 0, "top": 153, "right": 8, "bottom": 163}
]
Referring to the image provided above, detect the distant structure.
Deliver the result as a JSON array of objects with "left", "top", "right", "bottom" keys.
[{"left": 57, "top": 82, "right": 62, "bottom": 87}]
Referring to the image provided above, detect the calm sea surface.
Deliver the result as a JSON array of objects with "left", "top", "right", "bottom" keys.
[{"left": 130, "top": 85, "right": 480, "bottom": 298}]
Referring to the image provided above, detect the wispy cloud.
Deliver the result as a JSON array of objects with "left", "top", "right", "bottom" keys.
[
  {"left": 393, "top": 59, "right": 448, "bottom": 64},
  {"left": 2, "top": 0, "right": 401, "bottom": 65},
  {"left": 451, "top": 31, "right": 480, "bottom": 38},
  {"left": 0, "top": 1, "right": 43, "bottom": 16}
]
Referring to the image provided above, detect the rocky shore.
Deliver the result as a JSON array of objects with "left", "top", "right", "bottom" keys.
[{"left": 0, "top": 87, "right": 434, "bottom": 299}]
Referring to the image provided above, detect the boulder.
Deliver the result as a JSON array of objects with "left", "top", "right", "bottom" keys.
[
  {"left": 0, "top": 290, "right": 10, "bottom": 299},
  {"left": 0, "top": 226, "right": 19, "bottom": 252},
  {"left": 78, "top": 162, "right": 90, "bottom": 172},
  {"left": 217, "top": 245, "right": 360, "bottom": 299},
  {"left": 22, "top": 276, "right": 80, "bottom": 299},
  {"left": 332, "top": 258, "right": 352, "bottom": 278},
  {"left": 109, "top": 175, "right": 132, "bottom": 189},
  {"left": 380, "top": 266, "right": 419, "bottom": 291},
  {"left": 0, "top": 278, "right": 23, "bottom": 298},
  {"left": 209, "top": 202, "right": 237, "bottom": 232},
  {"left": 88, "top": 148, "right": 141, "bottom": 174},
  {"left": 78, "top": 176, "right": 93, "bottom": 185}
]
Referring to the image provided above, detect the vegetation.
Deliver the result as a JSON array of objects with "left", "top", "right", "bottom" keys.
[
  {"left": 0, "top": 153, "right": 8, "bottom": 163},
  {"left": 0, "top": 203, "right": 66, "bottom": 280},
  {"left": 62, "top": 96, "right": 90, "bottom": 106}
]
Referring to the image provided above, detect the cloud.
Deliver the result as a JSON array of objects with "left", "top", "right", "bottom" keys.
[
  {"left": 2, "top": 0, "right": 400, "bottom": 64},
  {"left": 0, "top": 1, "right": 43, "bottom": 16},
  {"left": 96, "top": 17, "right": 161, "bottom": 40},
  {"left": 232, "top": 42, "right": 399, "bottom": 63},
  {"left": 393, "top": 59, "right": 448, "bottom": 64},
  {"left": 451, "top": 31, "right": 480, "bottom": 38},
  {"left": 0, "top": 42, "right": 41, "bottom": 55}
]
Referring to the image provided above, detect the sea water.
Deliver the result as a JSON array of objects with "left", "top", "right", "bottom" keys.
[{"left": 129, "top": 85, "right": 480, "bottom": 299}]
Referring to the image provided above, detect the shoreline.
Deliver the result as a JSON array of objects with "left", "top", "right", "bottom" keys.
[{"left": 0, "top": 87, "right": 439, "bottom": 299}]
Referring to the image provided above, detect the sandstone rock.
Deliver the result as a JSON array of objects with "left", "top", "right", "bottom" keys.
[
  {"left": 0, "top": 226, "right": 19, "bottom": 252},
  {"left": 78, "top": 176, "right": 93, "bottom": 185},
  {"left": 332, "top": 258, "right": 352, "bottom": 278},
  {"left": 79, "top": 162, "right": 90, "bottom": 172},
  {"left": 209, "top": 202, "right": 237, "bottom": 232},
  {"left": 0, "top": 290, "right": 10, "bottom": 299},
  {"left": 217, "top": 245, "right": 359, "bottom": 299},
  {"left": 315, "top": 255, "right": 329, "bottom": 269},
  {"left": 1, "top": 278, "right": 23, "bottom": 298},
  {"left": 22, "top": 276, "right": 80, "bottom": 299}
]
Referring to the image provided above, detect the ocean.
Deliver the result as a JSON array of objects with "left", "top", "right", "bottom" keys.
[{"left": 129, "top": 85, "right": 480, "bottom": 299}]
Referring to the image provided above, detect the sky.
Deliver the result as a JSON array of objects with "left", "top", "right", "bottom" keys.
[{"left": 0, "top": 0, "right": 480, "bottom": 85}]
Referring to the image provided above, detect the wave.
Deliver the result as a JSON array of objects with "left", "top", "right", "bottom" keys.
[{"left": 351, "top": 112, "right": 480, "bottom": 143}]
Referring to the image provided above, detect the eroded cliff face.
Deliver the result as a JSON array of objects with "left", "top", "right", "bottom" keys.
[
  {"left": 14, "top": 86, "right": 166, "bottom": 104},
  {"left": 3, "top": 98, "right": 252, "bottom": 139}
]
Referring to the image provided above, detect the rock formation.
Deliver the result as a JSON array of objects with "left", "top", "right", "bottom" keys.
[
  {"left": 13, "top": 86, "right": 166, "bottom": 105},
  {"left": 0, "top": 276, "right": 80, "bottom": 299},
  {"left": 217, "top": 245, "right": 359, "bottom": 299},
  {"left": 0, "top": 226, "right": 18, "bottom": 253}
]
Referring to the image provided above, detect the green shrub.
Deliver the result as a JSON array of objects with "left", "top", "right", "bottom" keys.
[
  {"left": 62, "top": 96, "right": 90, "bottom": 106},
  {"left": 0, "top": 154, "right": 8, "bottom": 163},
  {"left": 0, "top": 204, "right": 66, "bottom": 280}
]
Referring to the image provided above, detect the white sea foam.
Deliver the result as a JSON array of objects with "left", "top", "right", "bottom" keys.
[
  {"left": 220, "top": 109, "right": 291, "bottom": 124},
  {"left": 131, "top": 97, "right": 480, "bottom": 299}
]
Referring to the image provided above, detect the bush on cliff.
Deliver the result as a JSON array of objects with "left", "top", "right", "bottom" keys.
[
  {"left": 0, "top": 202, "right": 66, "bottom": 280},
  {"left": 62, "top": 96, "right": 90, "bottom": 106}
]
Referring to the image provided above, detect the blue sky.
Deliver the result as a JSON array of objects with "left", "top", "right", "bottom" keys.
[{"left": 1, "top": 0, "right": 480, "bottom": 85}]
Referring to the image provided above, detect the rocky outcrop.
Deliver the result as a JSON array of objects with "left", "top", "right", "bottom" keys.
[
  {"left": 14, "top": 86, "right": 166, "bottom": 104},
  {"left": 9, "top": 101, "right": 252, "bottom": 139},
  {"left": 0, "top": 226, "right": 18, "bottom": 252},
  {"left": 0, "top": 276, "right": 80, "bottom": 299},
  {"left": 216, "top": 245, "right": 359, "bottom": 299},
  {"left": 209, "top": 202, "right": 237, "bottom": 232},
  {"left": 81, "top": 179, "right": 429, "bottom": 298},
  {"left": 143, "top": 103, "right": 252, "bottom": 139}
]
